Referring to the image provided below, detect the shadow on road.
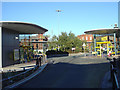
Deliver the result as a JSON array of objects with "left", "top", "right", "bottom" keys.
[{"left": 18, "top": 61, "right": 110, "bottom": 88}]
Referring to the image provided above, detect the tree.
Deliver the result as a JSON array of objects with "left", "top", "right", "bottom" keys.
[
  {"left": 48, "top": 35, "right": 58, "bottom": 50},
  {"left": 48, "top": 32, "right": 83, "bottom": 53},
  {"left": 58, "top": 32, "right": 68, "bottom": 51}
]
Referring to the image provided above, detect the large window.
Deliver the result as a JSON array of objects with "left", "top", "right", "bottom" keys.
[
  {"left": 32, "top": 39, "right": 34, "bottom": 41},
  {"left": 82, "top": 37, "right": 84, "bottom": 40},
  {"left": 36, "top": 44, "right": 38, "bottom": 49},
  {"left": 90, "top": 37, "right": 92, "bottom": 40},
  {"left": 86, "top": 36, "right": 88, "bottom": 40},
  {"left": 40, "top": 43, "right": 43, "bottom": 49}
]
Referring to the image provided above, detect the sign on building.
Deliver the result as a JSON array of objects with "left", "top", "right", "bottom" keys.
[
  {"left": 14, "top": 49, "right": 19, "bottom": 61},
  {"left": 101, "top": 36, "right": 107, "bottom": 41}
]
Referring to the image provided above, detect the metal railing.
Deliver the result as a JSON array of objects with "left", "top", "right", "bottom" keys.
[
  {"left": 0, "top": 65, "right": 37, "bottom": 82},
  {"left": 110, "top": 57, "right": 120, "bottom": 89},
  {"left": 1, "top": 58, "right": 46, "bottom": 88},
  {"left": 1, "top": 65, "right": 38, "bottom": 88}
]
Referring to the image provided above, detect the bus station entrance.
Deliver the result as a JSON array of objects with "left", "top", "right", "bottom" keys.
[{"left": 84, "top": 27, "right": 120, "bottom": 57}]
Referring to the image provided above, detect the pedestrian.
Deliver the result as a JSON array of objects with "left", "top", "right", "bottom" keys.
[
  {"left": 35, "top": 53, "right": 37, "bottom": 59},
  {"left": 35, "top": 54, "right": 39, "bottom": 67},
  {"left": 36, "top": 58, "right": 39, "bottom": 67},
  {"left": 24, "top": 52, "right": 27, "bottom": 63},
  {"left": 39, "top": 56, "right": 42, "bottom": 66},
  {"left": 108, "top": 51, "right": 112, "bottom": 56}
]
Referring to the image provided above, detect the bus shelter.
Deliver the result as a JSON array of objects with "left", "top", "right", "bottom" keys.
[
  {"left": 0, "top": 21, "right": 48, "bottom": 67},
  {"left": 84, "top": 28, "right": 120, "bottom": 57}
]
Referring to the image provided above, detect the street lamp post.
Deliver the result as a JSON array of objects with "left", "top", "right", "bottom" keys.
[
  {"left": 56, "top": 9, "right": 61, "bottom": 51},
  {"left": 56, "top": 9, "right": 61, "bottom": 37}
]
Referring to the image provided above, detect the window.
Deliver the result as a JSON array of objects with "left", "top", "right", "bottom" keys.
[
  {"left": 36, "top": 39, "right": 38, "bottom": 41},
  {"left": 90, "top": 37, "right": 92, "bottom": 40},
  {"left": 40, "top": 36, "right": 42, "bottom": 39},
  {"left": 82, "top": 37, "right": 84, "bottom": 40},
  {"left": 40, "top": 36, "right": 43, "bottom": 39},
  {"left": 32, "top": 39, "right": 34, "bottom": 41},
  {"left": 86, "top": 36, "right": 88, "bottom": 40},
  {"left": 36, "top": 44, "right": 38, "bottom": 49}
]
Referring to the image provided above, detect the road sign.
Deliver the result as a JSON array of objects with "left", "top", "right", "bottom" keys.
[
  {"left": 82, "top": 43, "right": 86, "bottom": 47},
  {"left": 72, "top": 48, "right": 75, "bottom": 51}
]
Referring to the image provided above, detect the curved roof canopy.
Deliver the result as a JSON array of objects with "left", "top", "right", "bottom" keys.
[
  {"left": 0, "top": 21, "right": 48, "bottom": 34},
  {"left": 84, "top": 28, "right": 120, "bottom": 34}
]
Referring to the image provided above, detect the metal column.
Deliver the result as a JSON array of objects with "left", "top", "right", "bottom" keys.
[
  {"left": 117, "top": 33, "right": 120, "bottom": 51},
  {"left": 100, "top": 44, "right": 101, "bottom": 57},
  {"left": 114, "top": 33, "right": 117, "bottom": 55},
  {"left": 0, "top": 26, "right": 2, "bottom": 90},
  {"left": 0, "top": 26, "right": 2, "bottom": 70},
  {"left": 94, "top": 34, "right": 96, "bottom": 52},
  {"left": 117, "top": 37, "right": 119, "bottom": 50}
]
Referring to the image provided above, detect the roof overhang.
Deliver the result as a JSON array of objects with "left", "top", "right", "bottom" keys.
[
  {"left": 84, "top": 28, "right": 120, "bottom": 35},
  {"left": 0, "top": 21, "right": 48, "bottom": 34}
]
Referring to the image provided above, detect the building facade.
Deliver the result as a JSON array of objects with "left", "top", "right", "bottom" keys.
[
  {"left": 77, "top": 34, "right": 93, "bottom": 51},
  {"left": 1, "top": 21, "right": 48, "bottom": 67},
  {"left": 77, "top": 34, "right": 93, "bottom": 42},
  {"left": 30, "top": 34, "right": 48, "bottom": 53},
  {"left": 20, "top": 34, "right": 48, "bottom": 53}
]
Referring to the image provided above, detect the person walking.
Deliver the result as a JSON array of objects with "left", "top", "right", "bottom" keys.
[
  {"left": 39, "top": 56, "right": 42, "bottom": 66},
  {"left": 35, "top": 54, "right": 39, "bottom": 67}
]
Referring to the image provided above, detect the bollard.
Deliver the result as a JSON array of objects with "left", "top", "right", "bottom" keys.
[
  {"left": 112, "top": 68, "right": 116, "bottom": 89},
  {"left": 23, "top": 67, "right": 25, "bottom": 71},
  {"left": 39, "top": 57, "right": 41, "bottom": 67},
  {"left": 110, "top": 62, "right": 113, "bottom": 81},
  {"left": 110, "top": 58, "right": 119, "bottom": 89},
  {"left": 112, "top": 68, "right": 118, "bottom": 89},
  {"left": 113, "top": 58, "right": 117, "bottom": 67}
]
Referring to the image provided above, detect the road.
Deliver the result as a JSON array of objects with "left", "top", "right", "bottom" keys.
[{"left": 18, "top": 55, "right": 110, "bottom": 88}]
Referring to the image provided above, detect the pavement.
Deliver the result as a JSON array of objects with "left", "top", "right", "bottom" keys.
[
  {"left": 16, "top": 55, "right": 112, "bottom": 88},
  {"left": 1, "top": 60, "right": 48, "bottom": 89},
  {"left": 4, "top": 63, "right": 48, "bottom": 89},
  {"left": 1, "top": 53, "right": 84, "bottom": 72},
  {"left": 2, "top": 60, "right": 36, "bottom": 72}
]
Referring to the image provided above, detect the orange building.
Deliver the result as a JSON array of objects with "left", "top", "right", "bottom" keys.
[
  {"left": 77, "top": 34, "right": 93, "bottom": 51},
  {"left": 77, "top": 34, "right": 93, "bottom": 42},
  {"left": 20, "top": 34, "right": 48, "bottom": 53}
]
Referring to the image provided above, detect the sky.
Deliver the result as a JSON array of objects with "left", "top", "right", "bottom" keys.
[{"left": 2, "top": 2, "right": 118, "bottom": 37}]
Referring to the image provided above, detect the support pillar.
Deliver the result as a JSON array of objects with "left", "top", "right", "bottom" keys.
[
  {"left": 0, "top": 2, "right": 2, "bottom": 89},
  {"left": 0, "top": 26, "right": 2, "bottom": 70},
  {"left": 117, "top": 37, "right": 119, "bottom": 51},
  {"left": 0, "top": 26, "right": 2, "bottom": 90},
  {"left": 114, "top": 33, "right": 117, "bottom": 55},
  {"left": 94, "top": 34, "right": 96, "bottom": 52},
  {"left": 100, "top": 44, "right": 101, "bottom": 57},
  {"left": 91, "top": 44, "right": 92, "bottom": 53},
  {"left": 117, "top": 33, "right": 120, "bottom": 52}
]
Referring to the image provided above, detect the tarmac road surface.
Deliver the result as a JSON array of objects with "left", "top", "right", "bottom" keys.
[{"left": 18, "top": 55, "right": 110, "bottom": 88}]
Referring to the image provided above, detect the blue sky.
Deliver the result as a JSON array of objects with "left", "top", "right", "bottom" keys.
[{"left": 2, "top": 2, "right": 118, "bottom": 37}]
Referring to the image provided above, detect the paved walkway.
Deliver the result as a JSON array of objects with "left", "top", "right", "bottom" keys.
[
  {"left": 1, "top": 53, "right": 88, "bottom": 72},
  {"left": 2, "top": 61, "right": 36, "bottom": 72},
  {"left": 1, "top": 53, "right": 83, "bottom": 72}
]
